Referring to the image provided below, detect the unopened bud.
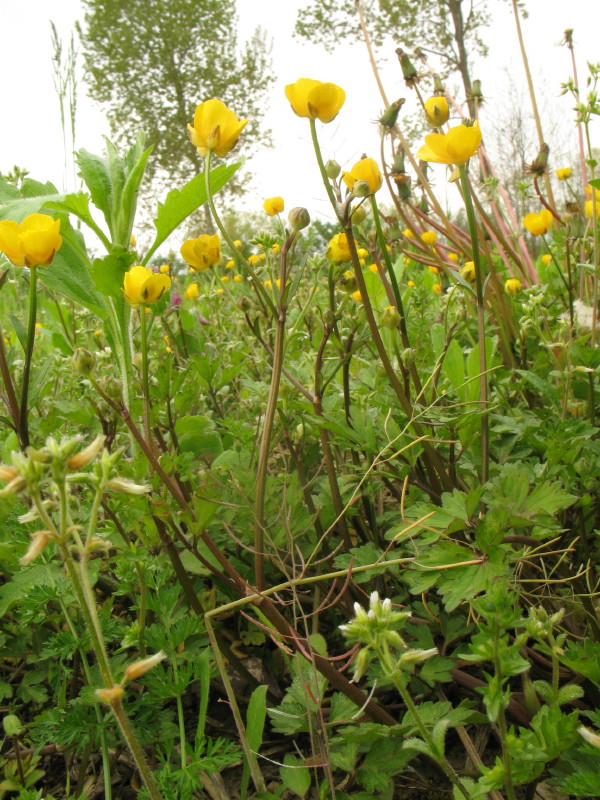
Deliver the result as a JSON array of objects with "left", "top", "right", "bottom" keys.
[
  {"left": 579, "top": 726, "right": 600, "bottom": 749},
  {"left": 381, "top": 305, "right": 401, "bottom": 329},
  {"left": 352, "top": 648, "right": 371, "bottom": 682},
  {"left": 288, "top": 207, "right": 310, "bottom": 233},
  {"left": 0, "top": 465, "right": 18, "bottom": 482},
  {"left": 0, "top": 476, "right": 27, "bottom": 497},
  {"left": 340, "top": 270, "right": 357, "bottom": 292},
  {"left": 20, "top": 531, "right": 52, "bottom": 565},
  {"left": 398, "top": 647, "right": 438, "bottom": 667},
  {"left": 67, "top": 434, "right": 106, "bottom": 471},
  {"left": 99, "top": 376, "right": 122, "bottom": 400},
  {"left": 325, "top": 160, "right": 341, "bottom": 179},
  {"left": 124, "top": 651, "right": 167, "bottom": 680},
  {"left": 3, "top": 715, "right": 23, "bottom": 736},
  {"left": 424, "top": 96, "right": 449, "bottom": 128},
  {"left": 401, "top": 348, "right": 416, "bottom": 365},
  {"left": 107, "top": 478, "right": 151, "bottom": 495},
  {"left": 236, "top": 296, "right": 252, "bottom": 312},
  {"left": 96, "top": 685, "right": 125, "bottom": 705},
  {"left": 350, "top": 205, "right": 367, "bottom": 224},
  {"left": 72, "top": 347, "right": 95, "bottom": 376}
]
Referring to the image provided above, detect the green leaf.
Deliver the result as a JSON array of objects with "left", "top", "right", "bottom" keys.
[
  {"left": 75, "top": 148, "right": 113, "bottom": 232},
  {"left": 144, "top": 161, "right": 242, "bottom": 264},
  {"left": 240, "top": 684, "right": 268, "bottom": 800},
  {"left": 9, "top": 313, "right": 27, "bottom": 352},
  {"left": 90, "top": 248, "right": 135, "bottom": 299},
  {"left": 441, "top": 338, "right": 465, "bottom": 392},
  {"left": 280, "top": 754, "right": 311, "bottom": 798}
]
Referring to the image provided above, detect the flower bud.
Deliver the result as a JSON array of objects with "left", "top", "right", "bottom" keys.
[
  {"left": 0, "top": 475, "right": 27, "bottom": 497},
  {"left": 0, "top": 465, "right": 18, "bottom": 482},
  {"left": 67, "top": 434, "right": 106, "bottom": 471},
  {"left": 124, "top": 651, "right": 167, "bottom": 680},
  {"left": 3, "top": 715, "right": 23, "bottom": 736},
  {"left": 401, "top": 348, "right": 416, "bottom": 365},
  {"left": 96, "top": 686, "right": 125, "bottom": 705},
  {"left": 352, "top": 648, "right": 372, "bottom": 682},
  {"left": 470, "top": 79, "right": 484, "bottom": 108},
  {"left": 99, "top": 376, "right": 122, "bottom": 400},
  {"left": 459, "top": 261, "right": 476, "bottom": 283},
  {"left": 340, "top": 270, "right": 357, "bottom": 292},
  {"left": 72, "top": 347, "right": 96, "bottom": 376},
  {"left": 107, "top": 478, "right": 151, "bottom": 495},
  {"left": 398, "top": 647, "right": 438, "bottom": 668},
  {"left": 236, "top": 296, "right": 252, "bottom": 312},
  {"left": 288, "top": 207, "right": 310, "bottom": 233},
  {"left": 528, "top": 143, "right": 549, "bottom": 177},
  {"left": 325, "top": 160, "right": 341, "bottom": 179},
  {"left": 579, "top": 726, "right": 600, "bottom": 749},
  {"left": 350, "top": 205, "right": 367, "bottom": 225},
  {"left": 424, "top": 96, "right": 449, "bottom": 127},
  {"left": 381, "top": 305, "right": 401, "bottom": 329},
  {"left": 20, "top": 531, "right": 52, "bottom": 565},
  {"left": 505, "top": 278, "right": 522, "bottom": 296}
]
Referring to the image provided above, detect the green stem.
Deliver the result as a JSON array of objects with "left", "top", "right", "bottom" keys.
[
  {"left": 459, "top": 164, "right": 489, "bottom": 484},
  {"left": 111, "top": 698, "right": 163, "bottom": 800},
  {"left": 18, "top": 265, "right": 38, "bottom": 448},
  {"left": 139, "top": 305, "right": 153, "bottom": 453},
  {"left": 169, "top": 652, "right": 187, "bottom": 771},
  {"left": 203, "top": 152, "right": 276, "bottom": 316},
  {"left": 309, "top": 119, "right": 342, "bottom": 219}
]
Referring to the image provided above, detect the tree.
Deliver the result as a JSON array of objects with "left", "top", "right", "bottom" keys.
[
  {"left": 77, "top": 0, "right": 274, "bottom": 197},
  {"left": 294, "top": 0, "right": 491, "bottom": 116}
]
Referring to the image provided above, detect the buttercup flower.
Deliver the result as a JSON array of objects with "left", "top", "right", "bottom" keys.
[
  {"left": 584, "top": 200, "right": 600, "bottom": 218},
  {"left": 555, "top": 167, "right": 571, "bottom": 181},
  {"left": 184, "top": 283, "right": 200, "bottom": 299},
  {"left": 342, "top": 157, "right": 382, "bottom": 194},
  {"left": 263, "top": 197, "right": 284, "bottom": 216},
  {"left": 159, "top": 264, "right": 170, "bottom": 274},
  {"left": 505, "top": 278, "right": 522, "bottom": 296},
  {"left": 460, "top": 261, "right": 476, "bottom": 282},
  {"left": 123, "top": 265, "right": 171, "bottom": 306},
  {"left": 523, "top": 209, "right": 553, "bottom": 236},
  {"left": 180, "top": 234, "right": 221, "bottom": 271},
  {"left": 325, "top": 232, "right": 355, "bottom": 263},
  {"left": 187, "top": 98, "right": 247, "bottom": 158},
  {"left": 541, "top": 254, "right": 552, "bottom": 266},
  {"left": 402, "top": 228, "right": 414, "bottom": 238},
  {"left": 0, "top": 213, "right": 62, "bottom": 268},
  {"left": 424, "top": 96, "right": 449, "bottom": 127},
  {"left": 447, "top": 252, "right": 459, "bottom": 263},
  {"left": 416, "top": 122, "right": 482, "bottom": 165},
  {"left": 420, "top": 231, "right": 437, "bottom": 246},
  {"left": 285, "top": 78, "right": 346, "bottom": 123}
]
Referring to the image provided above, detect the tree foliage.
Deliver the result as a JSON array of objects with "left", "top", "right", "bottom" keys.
[
  {"left": 295, "top": 0, "right": 491, "bottom": 112},
  {"left": 78, "top": 0, "right": 274, "bottom": 193}
]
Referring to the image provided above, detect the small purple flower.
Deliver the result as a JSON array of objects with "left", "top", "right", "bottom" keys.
[
  {"left": 171, "top": 293, "right": 182, "bottom": 307},
  {"left": 198, "top": 313, "right": 210, "bottom": 326}
]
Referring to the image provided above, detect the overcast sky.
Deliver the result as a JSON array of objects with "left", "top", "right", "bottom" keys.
[{"left": 0, "top": 0, "right": 597, "bottom": 239}]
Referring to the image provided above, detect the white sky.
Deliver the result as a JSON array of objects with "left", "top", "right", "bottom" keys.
[{"left": 0, "top": 0, "right": 598, "bottom": 235}]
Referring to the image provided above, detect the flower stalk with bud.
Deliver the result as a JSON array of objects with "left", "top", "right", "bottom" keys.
[
  {"left": 0, "top": 436, "right": 163, "bottom": 800},
  {"left": 340, "top": 593, "right": 472, "bottom": 799}
]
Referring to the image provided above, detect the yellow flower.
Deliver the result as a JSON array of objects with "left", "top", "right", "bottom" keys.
[
  {"left": 233, "top": 239, "right": 242, "bottom": 249},
  {"left": 421, "top": 231, "right": 437, "bottom": 246},
  {"left": 460, "top": 261, "right": 476, "bottom": 282},
  {"left": 585, "top": 200, "right": 600, "bottom": 218},
  {"left": 187, "top": 98, "right": 247, "bottom": 158},
  {"left": 216, "top": 288, "right": 224, "bottom": 295},
  {"left": 368, "top": 263, "right": 379, "bottom": 274},
  {"left": 555, "top": 167, "right": 571, "bottom": 181},
  {"left": 447, "top": 252, "right": 459, "bottom": 263},
  {"left": 123, "top": 265, "right": 171, "bottom": 306},
  {"left": 159, "top": 264, "right": 170, "bottom": 274},
  {"left": 0, "top": 213, "right": 62, "bottom": 268},
  {"left": 424, "top": 96, "right": 449, "bottom": 127},
  {"left": 523, "top": 209, "right": 553, "bottom": 236},
  {"left": 248, "top": 254, "right": 260, "bottom": 266},
  {"left": 402, "top": 228, "right": 414, "bottom": 238},
  {"left": 585, "top": 185, "right": 600, "bottom": 199},
  {"left": 428, "top": 265, "right": 440, "bottom": 275},
  {"left": 325, "top": 232, "right": 355, "bottom": 262},
  {"left": 351, "top": 290, "right": 362, "bottom": 302},
  {"left": 407, "top": 280, "right": 416, "bottom": 287},
  {"left": 416, "top": 122, "right": 482, "bottom": 165},
  {"left": 263, "top": 278, "right": 281, "bottom": 290},
  {"left": 432, "top": 283, "right": 443, "bottom": 294},
  {"left": 285, "top": 78, "right": 346, "bottom": 123},
  {"left": 342, "top": 157, "right": 382, "bottom": 194},
  {"left": 505, "top": 278, "right": 522, "bottom": 296},
  {"left": 357, "top": 247, "right": 369, "bottom": 259},
  {"left": 541, "top": 254, "right": 552, "bottom": 266},
  {"left": 272, "top": 243, "right": 281, "bottom": 255},
  {"left": 180, "top": 234, "right": 221, "bottom": 271},
  {"left": 221, "top": 275, "right": 229, "bottom": 283},
  {"left": 233, "top": 274, "right": 243, "bottom": 283},
  {"left": 263, "top": 197, "right": 284, "bottom": 216},
  {"left": 184, "top": 283, "right": 199, "bottom": 299}
]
